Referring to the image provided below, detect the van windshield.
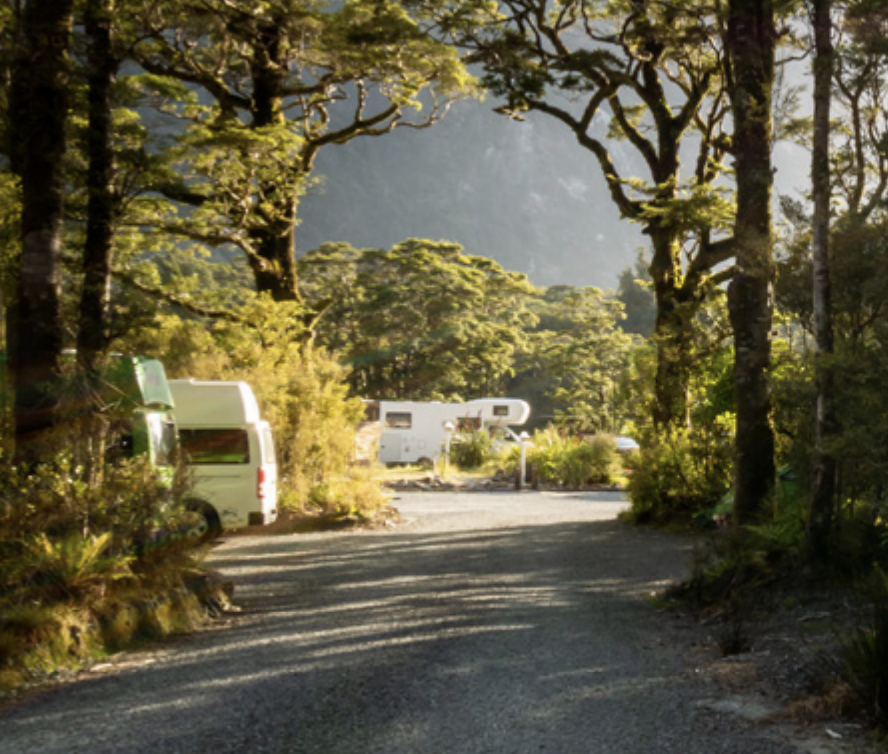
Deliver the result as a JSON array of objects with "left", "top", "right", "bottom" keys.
[{"left": 180, "top": 428, "right": 250, "bottom": 464}]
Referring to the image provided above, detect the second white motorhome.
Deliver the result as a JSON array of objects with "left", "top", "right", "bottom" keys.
[
  {"left": 169, "top": 379, "right": 278, "bottom": 535},
  {"left": 362, "top": 398, "right": 531, "bottom": 466}
]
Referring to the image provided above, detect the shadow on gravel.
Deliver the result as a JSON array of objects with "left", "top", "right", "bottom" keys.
[{"left": 1, "top": 519, "right": 713, "bottom": 754}]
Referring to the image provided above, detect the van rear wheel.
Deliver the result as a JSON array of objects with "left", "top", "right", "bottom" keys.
[{"left": 185, "top": 500, "right": 222, "bottom": 542}]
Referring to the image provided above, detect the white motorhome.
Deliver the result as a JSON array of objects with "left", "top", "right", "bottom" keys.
[
  {"left": 362, "top": 398, "right": 531, "bottom": 465},
  {"left": 169, "top": 379, "right": 278, "bottom": 534}
]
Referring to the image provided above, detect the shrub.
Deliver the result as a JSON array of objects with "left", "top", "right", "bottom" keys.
[
  {"left": 305, "top": 469, "right": 389, "bottom": 521},
  {"left": 626, "top": 427, "right": 732, "bottom": 525},
  {"left": 555, "top": 435, "right": 619, "bottom": 487},
  {"left": 0, "top": 451, "right": 207, "bottom": 689},
  {"left": 449, "top": 429, "right": 493, "bottom": 470},
  {"left": 503, "top": 428, "right": 620, "bottom": 487}
]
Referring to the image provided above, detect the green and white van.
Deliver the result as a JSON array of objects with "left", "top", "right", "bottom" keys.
[{"left": 169, "top": 379, "right": 278, "bottom": 534}]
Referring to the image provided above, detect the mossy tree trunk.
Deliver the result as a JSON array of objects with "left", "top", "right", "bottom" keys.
[
  {"left": 726, "top": 0, "right": 777, "bottom": 525},
  {"left": 77, "top": 0, "right": 117, "bottom": 372},
  {"left": 9, "top": 0, "right": 73, "bottom": 466}
]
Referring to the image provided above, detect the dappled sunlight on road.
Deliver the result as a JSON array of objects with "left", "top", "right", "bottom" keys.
[{"left": 1, "top": 491, "right": 741, "bottom": 754}]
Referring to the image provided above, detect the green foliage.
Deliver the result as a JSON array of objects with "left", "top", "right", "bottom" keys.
[
  {"left": 843, "top": 566, "right": 888, "bottom": 723},
  {"left": 553, "top": 436, "right": 619, "bottom": 488},
  {"left": 0, "top": 171, "right": 20, "bottom": 299},
  {"left": 259, "top": 344, "right": 369, "bottom": 514},
  {"left": 626, "top": 427, "right": 733, "bottom": 525},
  {"left": 125, "top": 0, "right": 478, "bottom": 297},
  {"left": 509, "top": 285, "right": 638, "bottom": 433},
  {"left": 304, "top": 467, "right": 388, "bottom": 521},
  {"left": 449, "top": 428, "right": 493, "bottom": 470},
  {"left": 0, "top": 449, "right": 207, "bottom": 688},
  {"left": 507, "top": 428, "right": 621, "bottom": 488},
  {"left": 775, "top": 212, "right": 888, "bottom": 527},
  {"left": 615, "top": 251, "right": 656, "bottom": 338},
  {"left": 0, "top": 603, "right": 97, "bottom": 682},
  {"left": 15, "top": 532, "right": 133, "bottom": 605},
  {"left": 300, "top": 239, "right": 537, "bottom": 399}
]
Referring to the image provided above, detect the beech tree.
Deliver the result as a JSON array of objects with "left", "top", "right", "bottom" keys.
[
  {"left": 522, "top": 286, "right": 636, "bottom": 434},
  {"left": 725, "top": 0, "right": 778, "bottom": 524},
  {"left": 299, "top": 239, "right": 536, "bottom": 399},
  {"left": 131, "top": 0, "right": 476, "bottom": 303},
  {"left": 6, "top": 0, "right": 73, "bottom": 464},
  {"left": 405, "top": 0, "right": 736, "bottom": 429},
  {"left": 73, "top": 0, "right": 122, "bottom": 375}
]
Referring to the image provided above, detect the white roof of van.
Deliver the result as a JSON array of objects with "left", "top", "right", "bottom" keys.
[{"left": 169, "top": 379, "right": 262, "bottom": 425}]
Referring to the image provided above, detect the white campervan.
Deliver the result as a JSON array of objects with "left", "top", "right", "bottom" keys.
[
  {"left": 169, "top": 379, "right": 278, "bottom": 534},
  {"left": 363, "top": 397, "right": 531, "bottom": 466}
]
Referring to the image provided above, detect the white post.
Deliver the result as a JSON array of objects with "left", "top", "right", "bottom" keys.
[
  {"left": 443, "top": 421, "right": 455, "bottom": 475},
  {"left": 518, "top": 431, "right": 530, "bottom": 490}
]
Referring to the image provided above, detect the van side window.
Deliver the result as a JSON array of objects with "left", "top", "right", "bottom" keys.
[
  {"left": 180, "top": 428, "right": 250, "bottom": 464},
  {"left": 493, "top": 405, "right": 509, "bottom": 417},
  {"left": 385, "top": 412, "right": 412, "bottom": 429}
]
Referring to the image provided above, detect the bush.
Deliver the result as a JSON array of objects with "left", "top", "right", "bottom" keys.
[
  {"left": 0, "top": 452, "right": 207, "bottom": 689},
  {"left": 504, "top": 428, "right": 621, "bottom": 487},
  {"left": 304, "top": 467, "right": 389, "bottom": 521},
  {"left": 449, "top": 429, "right": 493, "bottom": 470},
  {"left": 555, "top": 435, "right": 620, "bottom": 487},
  {"left": 626, "top": 427, "right": 732, "bottom": 525}
]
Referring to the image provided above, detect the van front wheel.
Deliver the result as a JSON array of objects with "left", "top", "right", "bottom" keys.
[{"left": 185, "top": 500, "right": 222, "bottom": 542}]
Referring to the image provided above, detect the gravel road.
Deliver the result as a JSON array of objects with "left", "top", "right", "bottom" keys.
[{"left": 0, "top": 490, "right": 869, "bottom": 753}]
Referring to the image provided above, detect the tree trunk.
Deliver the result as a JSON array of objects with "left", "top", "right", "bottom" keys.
[
  {"left": 77, "top": 0, "right": 116, "bottom": 371},
  {"left": 726, "top": 0, "right": 777, "bottom": 525},
  {"left": 248, "top": 229, "right": 300, "bottom": 303},
  {"left": 648, "top": 228, "right": 691, "bottom": 429},
  {"left": 248, "top": 19, "right": 301, "bottom": 303},
  {"left": 9, "top": 0, "right": 73, "bottom": 466},
  {"left": 809, "top": 0, "right": 837, "bottom": 560}
]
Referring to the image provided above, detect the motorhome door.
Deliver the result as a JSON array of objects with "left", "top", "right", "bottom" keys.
[{"left": 379, "top": 410, "right": 411, "bottom": 464}]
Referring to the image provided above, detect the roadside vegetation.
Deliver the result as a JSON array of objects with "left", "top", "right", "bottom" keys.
[{"left": 0, "top": 452, "right": 213, "bottom": 690}]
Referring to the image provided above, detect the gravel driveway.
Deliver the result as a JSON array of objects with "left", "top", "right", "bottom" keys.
[{"left": 0, "top": 490, "right": 869, "bottom": 753}]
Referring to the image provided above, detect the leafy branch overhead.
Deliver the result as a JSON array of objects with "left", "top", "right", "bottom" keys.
[
  {"left": 127, "top": 0, "right": 479, "bottom": 303},
  {"left": 409, "top": 0, "right": 735, "bottom": 427}
]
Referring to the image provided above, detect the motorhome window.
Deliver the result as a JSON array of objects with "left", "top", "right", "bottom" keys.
[
  {"left": 180, "top": 428, "right": 250, "bottom": 464},
  {"left": 385, "top": 412, "right": 412, "bottom": 429},
  {"left": 148, "top": 415, "right": 178, "bottom": 466},
  {"left": 493, "top": 405, "right": 510, "bottom": 417}
]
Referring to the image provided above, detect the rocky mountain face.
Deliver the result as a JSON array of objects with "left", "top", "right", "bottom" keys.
[{"left": 297, "top": 100, "right": 644, "bottom": 289}]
